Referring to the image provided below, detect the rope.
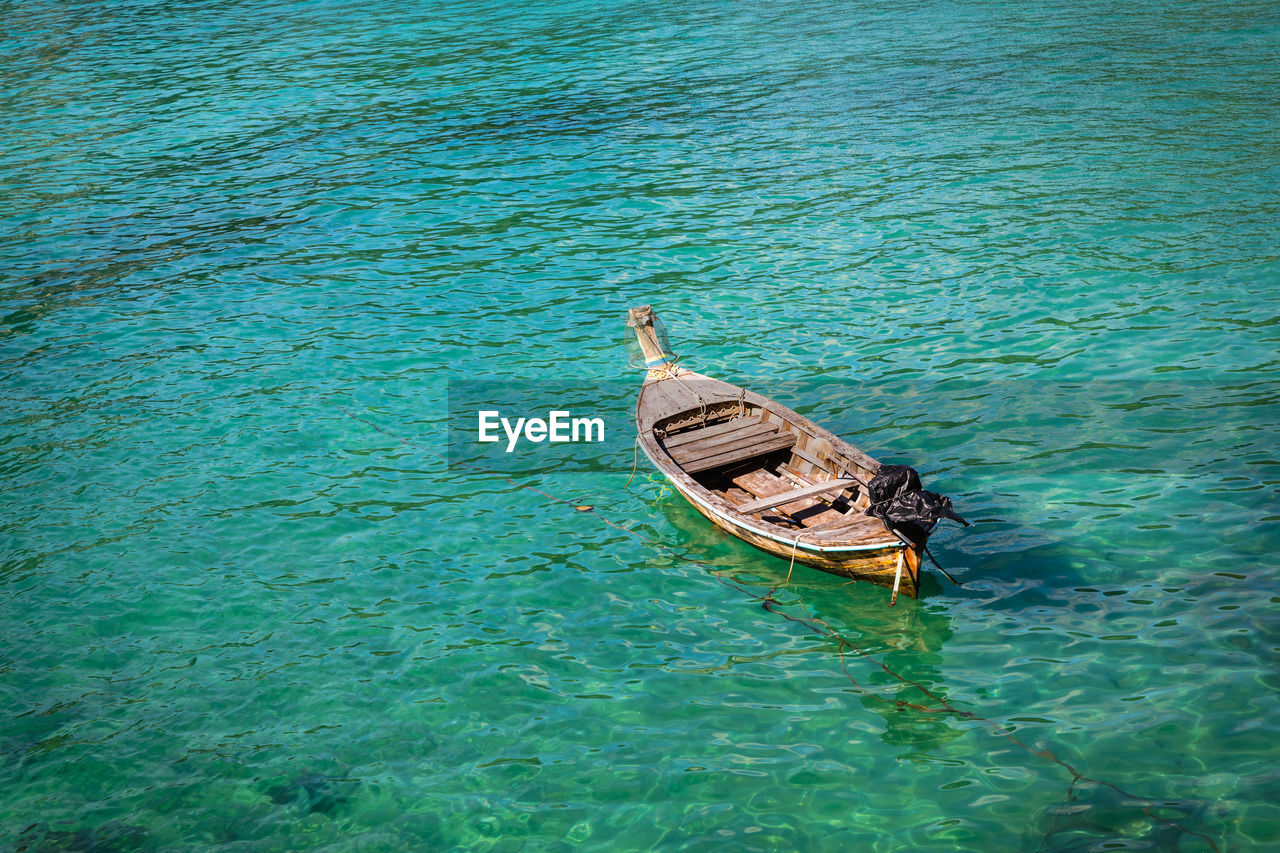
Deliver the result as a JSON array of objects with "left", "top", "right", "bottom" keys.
[
  {"left": 343, "top": 407, "right": 1222, "bottom": 853},
  {"left": 670, "top": 371, "right": 709, "bottom": 423},
  {"left": 923, "top": 540, "right": 962, "bottom": 585},
  {"left": 786, "top": 530, "right": 811, "bottom": 583},
  {"left": 640, "top": 360, "right": 685, "bottom": 382},
  {"left": 625, "top": 434, "right": 641, "bottom": 489}
]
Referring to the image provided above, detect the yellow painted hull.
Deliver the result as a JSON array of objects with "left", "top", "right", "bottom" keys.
[{"left": 669, "top": 476, "right": 922, "bottom": 597}]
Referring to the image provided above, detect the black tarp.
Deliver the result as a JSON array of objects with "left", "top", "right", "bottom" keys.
[{"left": 864, "top": 464, "right": 969, "bottom": 548}]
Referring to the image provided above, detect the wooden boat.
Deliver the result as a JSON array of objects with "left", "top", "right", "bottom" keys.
[{"left": 628, "top": 305, "right": 937, "bottom": 601}]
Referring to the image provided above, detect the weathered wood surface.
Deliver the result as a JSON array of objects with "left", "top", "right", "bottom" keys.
[
  {"left": 680, "top": 434, "right": 797, "bottom": 475},
  {"left": 627, "top": 305, "right": 674, "bottom": 366},
  {"left": 664, "top": 418, "right": 798, "bottom": 474},
  {"left": 731, "top": 469, "right": 847, "bottom": 528},
  {"left": 635, "top": 380, "right": 701, "bottom": 422},
  {"left": 677, "top": 486, "right": 919, "bottom": 596},
  {"left": 808, "top": 512, "right": 887, "bottom": 539},
  {"left": 734, "top": 478, "right": 859, "bottom": 514},
  {"left": 731, "top": 469, "right": 799, "bottom": 505},
  {"left": 663, "top": 417, "right": 757, "bottom": 448},
  {"left": 666, "top": 420, "right": 777, "bottom": 459},
  {"left": 636, "top": 374, "right": 744, "bottom": 426}
]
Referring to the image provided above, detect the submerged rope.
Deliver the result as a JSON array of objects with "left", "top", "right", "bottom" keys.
[
  {"left": 624, "top": 434, "right": 641, "bottom": 489},
  {"left": 343, "top": 409, "right": 1221, "bottom": 852}
]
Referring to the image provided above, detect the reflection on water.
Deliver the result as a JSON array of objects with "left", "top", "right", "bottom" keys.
[
  {"left": 1034, "top": 781, "right": 1218, "bottom": 853},
  {"left": 851, "top": 612, "right": 961, "bottom": 760},
  {"left": 657, "top": 485, "right": 965, "bottom": 759}
]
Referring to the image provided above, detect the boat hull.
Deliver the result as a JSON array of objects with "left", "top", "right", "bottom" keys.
[
  {"left": 627, "top": 306, "right": 939, "bottom": 601},
  {"left": 656, "top": 449, "right": 922, "bottom": 597}
]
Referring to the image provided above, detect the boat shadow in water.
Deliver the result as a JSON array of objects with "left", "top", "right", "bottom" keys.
[
  {"left": 656, "top": 490, "right": 1232, "bottom": 850},
  {"left": 656, "top": 493, "right": 965, "bottom": 759}
]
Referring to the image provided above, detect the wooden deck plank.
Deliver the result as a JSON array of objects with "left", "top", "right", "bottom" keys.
[
  {"left": 778, "top": 461, "right": 809, "bottom": 482},
  {"left": 637, "top": 380, "right": 708, "bottom": 425},
  {"left": 734, "top": 478, "right": 859, "bottom": 514},
  {"left": 679, "top": 433, "right": 797, "bottom": 474},
  {"left": 663, "top": 417, "right": 759, "bottom": 449},
  {"left": 790, "top": 504, "right": 850, "bottom": 528},
  {"left": 668, "top": 424, "right": 779, "bottom": 466},
  {"left": 730, "top": 469, "right": 848, "bottom": 528},
  {"left": 731, "top": 469, "right": 791, "bottom": 498}
]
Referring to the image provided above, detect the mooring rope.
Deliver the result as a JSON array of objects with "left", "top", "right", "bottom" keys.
[
  {"left": 786, "top": 530, "right": 810, "bottom": 584},
  {"left": 624, "top": 434, "right": 641, "bottom": 489},
  {"left": 342, "top": 408, "right": 1221, "bottom": 852}
]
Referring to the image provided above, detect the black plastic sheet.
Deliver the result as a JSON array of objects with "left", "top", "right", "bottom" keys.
[{"left": 864, "top": 464, "right": 969, "bottom": 548}]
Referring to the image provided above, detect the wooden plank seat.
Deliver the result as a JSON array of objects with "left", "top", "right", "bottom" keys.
[
  {"left": 729, "top": 469, "right": 847, "bottom": 528},
  {"left": 735, "top": 478, "right": 859, "bottom": 514},
  {"left": 664, "top": 418, "right": 797, "bottom": 475}
]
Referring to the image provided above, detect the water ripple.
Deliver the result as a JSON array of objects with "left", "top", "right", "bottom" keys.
[{"left": 3, "top": 0, "right": 1279, "bottom": 849}]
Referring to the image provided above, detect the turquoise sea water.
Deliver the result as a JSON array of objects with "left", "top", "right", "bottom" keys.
[{"left": 3, "top": 0, "right": 1279, "bottom": 849}]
